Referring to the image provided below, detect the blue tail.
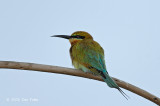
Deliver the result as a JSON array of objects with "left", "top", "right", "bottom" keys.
[{"left": 102, "top": 72, "right": 129, "bottom": 100}]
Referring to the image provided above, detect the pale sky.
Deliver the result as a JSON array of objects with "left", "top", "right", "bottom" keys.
[{"left": 0, "top": 0, "right": 160, "bottom": 106}]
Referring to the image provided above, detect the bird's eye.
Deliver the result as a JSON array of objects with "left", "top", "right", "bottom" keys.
[
  {"left": 76, "top": 35, "right": 80, "bottom": 38},
  {"left": 71, "top": 35, "right": 85, "bottom": 39},
  {"left": 76, "top": 35, "right": 85, "bottom": 39}
]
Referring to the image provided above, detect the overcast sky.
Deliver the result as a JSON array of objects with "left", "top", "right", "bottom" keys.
[{"left": 0, "top": 0, "right": 160, "bottom": 106}]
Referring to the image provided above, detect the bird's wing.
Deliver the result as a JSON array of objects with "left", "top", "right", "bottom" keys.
[
  {"left": 72, "top": 40, "right": 129, "bottom": 99},
  {"left": 74, "top": 40, "right": 107, "bottom": 74}
]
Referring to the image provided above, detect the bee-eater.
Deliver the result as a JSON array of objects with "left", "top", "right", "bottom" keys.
[{"left": 52, "top": 31, "right": 128, "bottom": 99}]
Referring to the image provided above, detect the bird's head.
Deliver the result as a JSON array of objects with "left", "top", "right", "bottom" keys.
[{"left": 52, "top": 31, "right": 93, "bottom": 45}]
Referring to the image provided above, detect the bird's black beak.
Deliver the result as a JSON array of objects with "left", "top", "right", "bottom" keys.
[{"left": 51, "top": 35, "right": 71, "bottom": 39}]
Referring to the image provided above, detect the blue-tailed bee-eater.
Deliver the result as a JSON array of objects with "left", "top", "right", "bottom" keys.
[{"left": 52, "top": 31, "right": 129, "bottom": 99}]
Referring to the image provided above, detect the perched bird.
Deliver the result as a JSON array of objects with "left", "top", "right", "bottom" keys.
[{"left": 52, "top": 31, "right": 129, "bottom": 99}]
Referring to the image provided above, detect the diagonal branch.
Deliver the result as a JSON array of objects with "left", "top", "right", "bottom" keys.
[{"left": 0, "top": 61, "right": 159, "bottom": 105}]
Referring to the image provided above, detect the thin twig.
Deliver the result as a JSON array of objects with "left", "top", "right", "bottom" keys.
[{"left": 0, "top": 61, "right": 159, "bottom": 105}]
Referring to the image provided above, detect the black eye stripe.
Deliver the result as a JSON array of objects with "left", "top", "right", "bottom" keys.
[
  {"left": 76, "top": 35, "right": 82, "bottom": 38},
  {"left": 77, "top": 35, "right": 85, "bottom": 39},
  {"left": 77, "top": 35, "right": 80, "bottom": 38},
  {"left": 72, "top": 35, "right": 85, "bottom": 39}
]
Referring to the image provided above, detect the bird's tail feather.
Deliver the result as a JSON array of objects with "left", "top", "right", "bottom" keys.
[
  {"left": 102, "top": 73, "right": 129, "bottom": 100},
  {"left": 117, "top": 87, "right": 129, "bottom": 100}
]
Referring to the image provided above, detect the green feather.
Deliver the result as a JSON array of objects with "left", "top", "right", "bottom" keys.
[{"left": 70, "top": 38, "right": 129, "bottom": 99}]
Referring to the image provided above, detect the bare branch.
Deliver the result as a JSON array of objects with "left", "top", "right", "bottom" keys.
[{"left": 0, "top": 61, "right": 159, "bottom": 105}]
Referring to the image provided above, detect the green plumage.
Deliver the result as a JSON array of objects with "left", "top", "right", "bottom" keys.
[
  {"left": 70, "top": 38, "right": 128, "bottom": 99},
  {"left": 53, "top": 31, "right": 129, "bottom": 99},
  {"left": 70, "top": 39, "right": 105, "bottom": 73}
]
